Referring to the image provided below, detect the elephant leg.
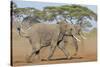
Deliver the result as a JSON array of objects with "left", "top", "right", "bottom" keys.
[
  {"left": 27, "top": 49, "right": 36, "bottom": 62},
  {"left": 72, "top": 36, "right": 78, "bottom": 55},
  {"left": 47, "top": 35, "right": 58, "bottom": 60},
  {"left": 35, "top": 50, "right": 41, "bottom": 61},
  {"left": 27, "top": 46, "right": 40, "bottom": 62},
  {"left": 47, "top": 45, "right": 56, "bottom": 60},
  {"left": 58, "top": 42, "right": 71, "bottom": 59}
]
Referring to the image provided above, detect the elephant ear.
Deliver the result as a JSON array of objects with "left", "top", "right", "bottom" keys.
[
  {"left": 58, "top": 21, "right": 68, "bottom": 33},
  {"left": 57, "top": 21, "right": 68, "bottom": 41}
]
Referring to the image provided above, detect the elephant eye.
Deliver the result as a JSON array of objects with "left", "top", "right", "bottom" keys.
[{"left": 17, "top": 27, "right": 20, "bottom": 31}]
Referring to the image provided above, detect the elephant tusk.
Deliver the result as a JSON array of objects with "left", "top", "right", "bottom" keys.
[
  {"left": 73, "top": 35, "right": 80, "bottom": 42},
  {"left": 81, "top": 35, "right": 87, "bottom": 39},
  {"left": 80, "top": 35, "right": 87, "bottom": 39}
]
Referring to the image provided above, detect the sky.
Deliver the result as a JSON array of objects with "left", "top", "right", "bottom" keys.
[{"left": 13, "top": 0, "right": 97, "bottom": 13}]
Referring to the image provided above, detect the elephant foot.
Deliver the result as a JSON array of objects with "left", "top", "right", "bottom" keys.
[
  {"left": 73, "top": 52, "right": 78, "bottom": 56},
  {"left": 25, "top": 56, "right": 32, "bottom": 63},
  {"left": 26, "top": 57, "right": 32, "bottom": 63},
  {"left": 26, "top": 58, "right": 32, "bottom": 63},
  {"left": 66, "top": 56, "right": 72, "bottom": 60},
  {"left": 47, "top": 58, "right": 51, "bottom": 61},
  {"left": 26, "top": 60, "right": 32, "bottom": 63},
  {"left": 47, "top": 56, "right": 52, "bottom": 61}
]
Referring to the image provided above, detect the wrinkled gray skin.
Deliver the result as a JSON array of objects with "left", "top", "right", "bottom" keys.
[{"left": 17, "top": 21, "right": 79, "bottom": 62}]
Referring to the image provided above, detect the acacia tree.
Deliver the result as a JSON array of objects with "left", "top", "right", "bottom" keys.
[
  {"left": 44, "top": 6, "right": 60, "bottom": 22},
  {"left": 12, "top": 3, "right": 97, "bottom": 29},
  {"left": 59, "top": 5, "right": 97, "bottom": 24},
  {"left": 14, "top": 8, "right": 36, "bottom": 16},
  {"left": 33, "top": 10, "right": 47, "bottom": 22},
  {"left": 43, "top": 5, "right": 97, "bottom": 25}
]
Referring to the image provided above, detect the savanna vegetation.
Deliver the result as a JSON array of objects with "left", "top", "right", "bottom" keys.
[{"left": 11, "top": 1, "right": 97, "bottom": 27}]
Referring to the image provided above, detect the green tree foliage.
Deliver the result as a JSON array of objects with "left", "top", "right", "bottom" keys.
[
  {"left": 44, "top": 5, "right": 97, "bottom": 26},
  {"left": 11, "top": 1, "right": 97, "bottom": 28},
  {"left": 44, "top": 6, "right": 60, "bottom": 22},
  {"left": 14, "top": 8, "right": 36, "bottom": 16}
]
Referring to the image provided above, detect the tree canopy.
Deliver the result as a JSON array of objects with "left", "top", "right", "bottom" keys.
[{"left": 11, "top": 1, "right": 97, "bottom": 29}]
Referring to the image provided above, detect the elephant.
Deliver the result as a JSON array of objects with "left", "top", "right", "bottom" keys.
[{"left": 16, "top": 21, "right": 80, "bottom": 62}]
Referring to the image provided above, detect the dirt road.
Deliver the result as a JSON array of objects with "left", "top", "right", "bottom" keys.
[{"left": 12, "top": 28, "right": 97, "bottom": 66}]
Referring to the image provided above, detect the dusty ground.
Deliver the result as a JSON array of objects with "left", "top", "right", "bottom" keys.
[{"left": 11, "top": 26, "right": 97, "bottom": 66}]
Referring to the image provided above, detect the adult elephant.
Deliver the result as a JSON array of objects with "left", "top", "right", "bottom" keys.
[{"left": 16, "top": 20, "right": 80, "bottom": 62}]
